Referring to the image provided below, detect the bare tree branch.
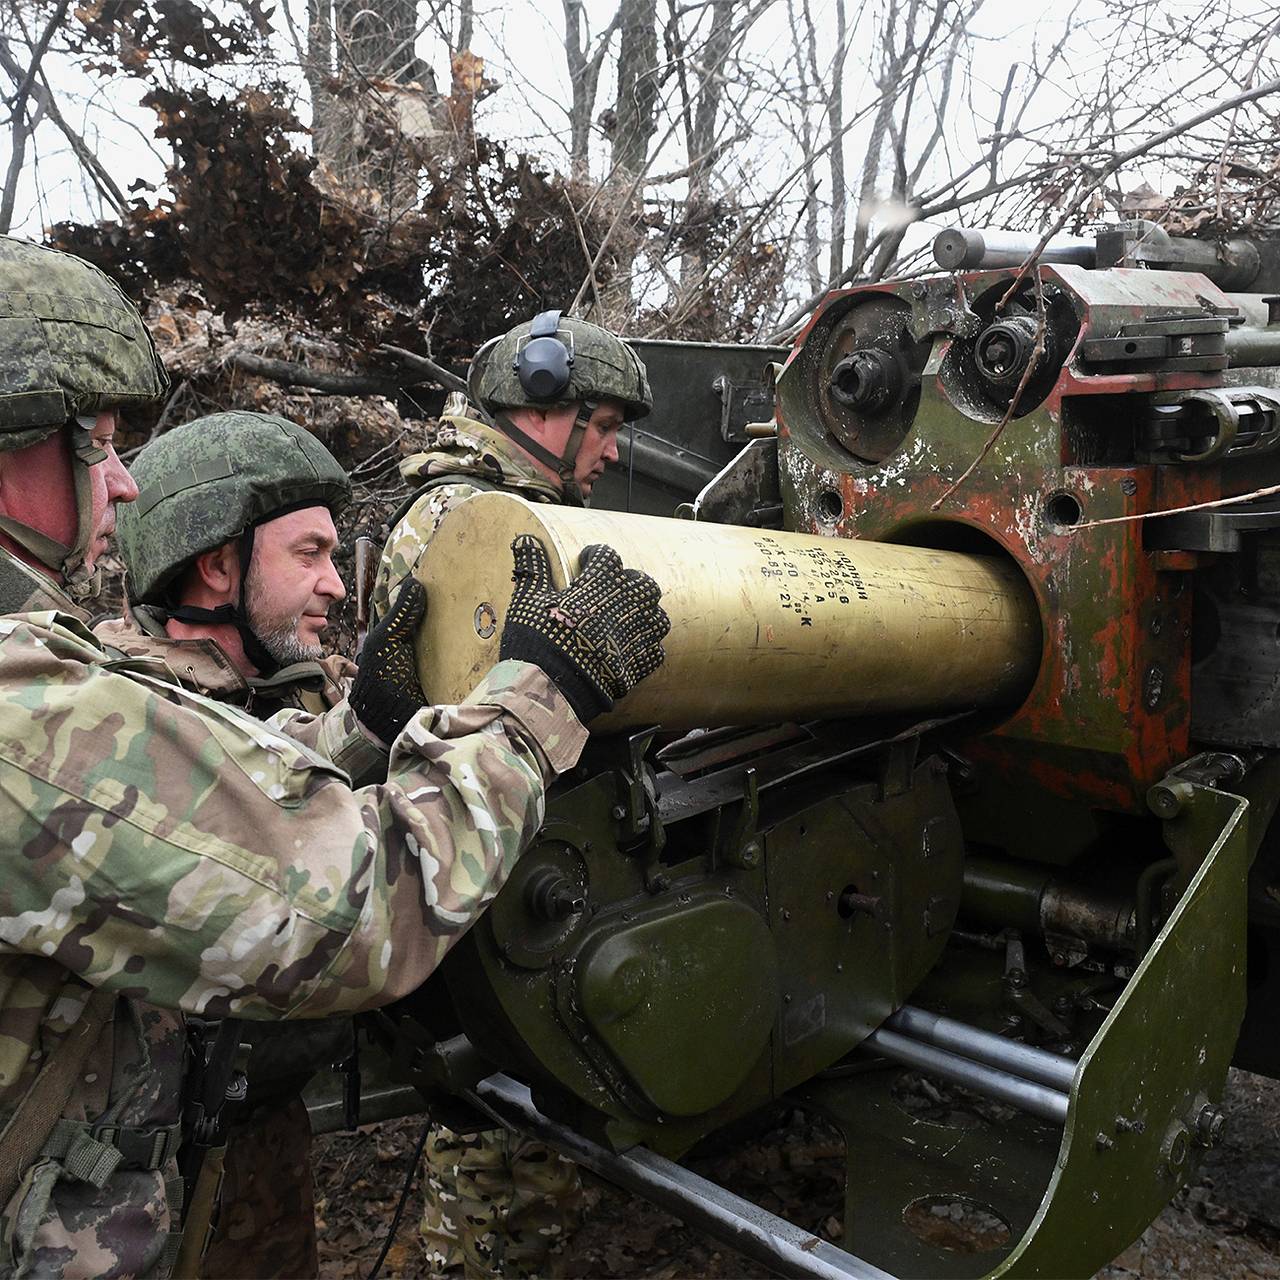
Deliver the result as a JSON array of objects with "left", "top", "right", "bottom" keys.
[{"left": 0, "top": 0, "right": 69, "bottom": 234}]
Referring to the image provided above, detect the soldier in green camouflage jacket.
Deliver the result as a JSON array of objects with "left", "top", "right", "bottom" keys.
[
  {"left": 98, "top": 410, "right": 365, "bottom": 1280},
  {"left": 0, "top": 242, "right": 668, "bottom": 1279},
  {"left": 372, "top": 314, "right": 653, "bottom": 1278}
]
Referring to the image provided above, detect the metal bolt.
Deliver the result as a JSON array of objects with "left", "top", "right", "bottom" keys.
[
  {"left": 1195, "top": 1105, "right": 1225, "bottom": 1148},
  {"left": 525, "top": 869, "right": 586, "bottom": 922},
  {"left": 1121, "top": 477, "right": 1138, "bottom": 496},
  {"left": 838, "top": 889, "right": 882, "bottom": 921},
  {"left": 1149, "top": 779, "right": 1193, "bottom": 820},
  {"left": 1096, "top": 1133, "right": 1115, "bottom": 1151},
  {"left": 1163, "top": 1123, "right": 1190, "bottom": 1173},
  {"left": 611, "top": 805, "right": 627, "bottom": 821},
  {"left": 782, "top": 908, "right": 792, "bottom": 921}
]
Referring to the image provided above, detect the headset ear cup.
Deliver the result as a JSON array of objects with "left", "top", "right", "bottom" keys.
[{"left": 517, "top": 334, "right": 573, "bottom": 401}]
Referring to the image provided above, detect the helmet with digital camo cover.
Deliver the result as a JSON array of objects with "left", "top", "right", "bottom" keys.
[
  {"left": 117, "top": 410, "right": 351, "bottom": 673},
  {"left": 472, "top": 311, "right": 652, "bottom": 421},
  {"left": 0, "top": 235, "right": 168, "bottom": 589},
  {"left": 468, "top": 310, "right": 652, "bottom": 506}
]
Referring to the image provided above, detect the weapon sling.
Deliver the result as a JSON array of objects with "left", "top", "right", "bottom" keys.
[
  {"left": 171, "top": 1018, "right": 247, "bottom": 1279},
  {"left": 0, "top": 986, "right": 117, "bottom": 1208}
]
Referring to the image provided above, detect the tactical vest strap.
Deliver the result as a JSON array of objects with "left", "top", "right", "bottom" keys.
[
  {"left": 0, "top": 985, "right": 116, "bottom": 1208},
  {"left": 170, "top": 1147, "right": 226, "bottom": 1280},
  {"left": 74, "top": 1118, "right": 183, "bottom": 1170}
]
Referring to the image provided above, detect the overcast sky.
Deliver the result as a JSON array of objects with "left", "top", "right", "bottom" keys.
[{"left": 13, "top": 0, "right": 1072, "bottom": 242}]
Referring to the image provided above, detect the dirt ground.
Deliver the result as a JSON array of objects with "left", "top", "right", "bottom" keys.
[{"left": 314, "top": 1069, "right": 1280, "bottom": 1279}]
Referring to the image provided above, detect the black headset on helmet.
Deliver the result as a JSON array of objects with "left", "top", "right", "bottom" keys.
[{"left": 515, "top": 310, "right": 574, "bottom": 401}]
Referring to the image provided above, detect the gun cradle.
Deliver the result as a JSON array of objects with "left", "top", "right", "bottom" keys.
[
  {"left": 444, "top": 748, "right": 964, "bottom": 1156},
  {"left": 377, "top": 238, "right": 1280, "bottom": 1279}
]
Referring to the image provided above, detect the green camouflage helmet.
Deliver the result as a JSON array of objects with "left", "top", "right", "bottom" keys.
[
  {"left": 471, "top": 312, "right": 652, "bottom": 421},
  {"left": 0, "top": 235, "right": 168, "bottom": 585},
  {"left": 119, "top": 410, "right": 351, "bottom": 605},
  {"left": 0, "top": 235, "right": 168, "bottom": 444}
]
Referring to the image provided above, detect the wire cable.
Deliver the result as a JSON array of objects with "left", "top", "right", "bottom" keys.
[{"left": 366, "top": 1116, "right": 432, "bottom": 1280}]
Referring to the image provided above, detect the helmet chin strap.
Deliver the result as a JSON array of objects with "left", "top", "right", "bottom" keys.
[
  {"left": 164, "top": 525, "right": 282, "bottom": 675},
  {"left": 491, "top": 403, "right": 596, "bottom": 508},
  {"left": 0, "top": 418, "right": 107, "bottom": 599}
]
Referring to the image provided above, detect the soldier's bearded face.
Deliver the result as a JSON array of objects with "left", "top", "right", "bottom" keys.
[
  {"left": 243, "top": 506, "right": 345, "bottom": 664},
  {"left": 0, "top": 412, "right": 137, "bottom": 576}
]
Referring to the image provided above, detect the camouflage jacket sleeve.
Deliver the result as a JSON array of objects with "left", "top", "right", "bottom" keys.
[
  {"left": 0, "top": 612, "right": 586, "bottom": 1020},
  {"left": 269, "top": 698, "right": 389, "bottom": 787}
]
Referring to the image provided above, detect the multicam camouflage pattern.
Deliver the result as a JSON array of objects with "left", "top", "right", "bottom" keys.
[
  {"left": 376, "top": 408, "right": 586, "bottom": 1276},
  {"left": 94, "top": 605, "right": 357, "bottom": 718},
  {"left": 91, "top": 606, "right": 354, "bottom": 1280},
  {"left": 0, "top": 592, "right": 586, "bottom": 1278},
  {"left": 371, "top": 411, "right": 561, "bottom": 624},
  {"left": 95, "top": 606, "right": 384, "bottom": 787},
  {"left": 421, "top": 1127, "right": 583, "bottom": 1278}
]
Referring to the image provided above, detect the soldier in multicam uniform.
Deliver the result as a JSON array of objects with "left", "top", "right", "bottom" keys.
[
  {"left": 0, "top": 240, "right": 669, "bottom": 1279},
  {"left": 371, "top": 312, "right": 653, "bottom": 1278},
  {"left": 97, "top": 410, "right": 362, "bottom": 1280}
]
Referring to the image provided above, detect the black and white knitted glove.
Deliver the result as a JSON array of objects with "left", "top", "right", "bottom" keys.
[
  {"left": 499, "top": 536, "right": 670, "bottom": 725},
  {"left": 350, "top": 579, "right": 428, "bottom": 743}
]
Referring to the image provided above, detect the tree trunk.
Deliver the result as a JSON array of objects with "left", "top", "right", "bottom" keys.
[
  {"left": 680, "top": 0, "right": 734, "bottom": 286},
  {"left": 562, "top": 1, "right": 620, "bottom": 178},
  {"left": 308, "top": 0, "right": 438, "bottom": 207},
  {"left": 597, "top": 0, "right": 660, "bottom": 324},
  {"left": 826, "top": 0, "right": 847, "bottom": 279},
  {"left": 789, "top": 0, "right": 824, "bottom": 295},
  {"left": 611, "top": 0, "right": 660, "bottom": 176}
]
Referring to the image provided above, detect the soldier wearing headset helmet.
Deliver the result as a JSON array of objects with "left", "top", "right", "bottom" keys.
[
  {"left": 372, "top": 310, "right": 652, "bottom": 622},
  {"left": 370, "top": 312, "right": 651, "bottom": 1276}
]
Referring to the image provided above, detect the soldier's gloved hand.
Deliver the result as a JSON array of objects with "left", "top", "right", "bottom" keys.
[
  {"left": 350, "top": 578, "right": 428, "bottom": 744},
  {"left": 499, "top": 535, "right": 670, "bottom": 725}
]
